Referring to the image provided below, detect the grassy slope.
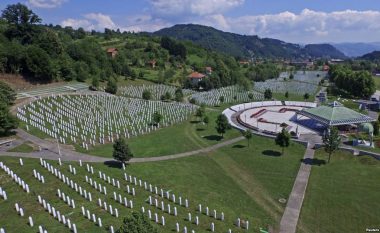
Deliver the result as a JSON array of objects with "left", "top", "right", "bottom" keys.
[
  {"left": 76, "top": 110, "right": 241, "bottom": 158},
  {"left": 0, "top": 135, "right": 305, "bottom": 233},
  {"left": 297, "top": 150, "right": 380, "bottom": 233},
  {"left": 8, "top": 143, "right": 34, "bottom": 153}
]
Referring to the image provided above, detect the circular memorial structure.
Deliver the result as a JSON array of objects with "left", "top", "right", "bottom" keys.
[{"left": 223, "top": 101, "right": 375, "bottom": 138}]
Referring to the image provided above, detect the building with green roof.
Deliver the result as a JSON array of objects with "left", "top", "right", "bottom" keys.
[{"left": 298, "top": 101, "right": 375, "bottom": 127}]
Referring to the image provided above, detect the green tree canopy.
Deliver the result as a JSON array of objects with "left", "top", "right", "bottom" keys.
[
  {"left": 113, "top": 137, "right": 133, "bottom": 164},
  {"left": 243, "top": 129, "right": 253, "bottom": 147},
  {"left": 323, "top": 127, "right": 341, "bottom": 163},
  {"left": 105, "top": 78, "right": 117, "bottom": 94},
  {"left": 275, "top": 128, "right": 290, "bottom": 155},
  {"left": 264, "top": 89, "right": 272, "bottom": 100},
  {"left": 142, "top": 89, "right": 152, "bottom": 100},
  {"left": 116, "top": 211, "right": 158, "bottom": 233},
  {"left": 152, "top": 111, "right": 163, "bottom": 126},
  {"left": 215, "top": 114, "right": 231, "bottom": 138}
]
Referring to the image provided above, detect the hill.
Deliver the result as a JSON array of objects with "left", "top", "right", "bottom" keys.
[
  {"left": 360, "top": 51, "right": 380, "bottom": 61},
  {"left": 332, "top": 42, "right": 380, "bottom": 57},
  {"left": 154, "top": 24, "right": 346, "bottom": 59}
]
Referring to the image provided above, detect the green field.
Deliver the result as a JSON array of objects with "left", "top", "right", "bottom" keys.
[
  {"left": 297, "top": 150, "right": 380, "bottom": 233},
  {"left": 8, "top": 142, "right": 35, "bottom": 153},
  {"left": 0, "top": 135, "right": 305, "bottom": 233},
  {"left": 76, "top": 110, "right": 241, "bottom": 158}
]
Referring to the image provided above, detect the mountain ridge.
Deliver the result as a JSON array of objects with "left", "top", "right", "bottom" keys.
[{"left": 153, "top": 24, "right": 346, "bottom": 59}]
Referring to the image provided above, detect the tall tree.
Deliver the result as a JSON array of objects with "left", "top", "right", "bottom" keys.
[
  {"left": 215, "top": 114, "right": 230, "bottom": 138},
  {"left": 275, "top": 128, "right": 290, "bottom": 155},
  {"left": 264, "top": 89, "right": 272, "bottom": 100},
  {"left": 142, "top": 89, "right": 152, "bottom": 100},
  {"left": 1, "top": 3, "right": 41, "bottom": 42},
  {"left": 113, "top": 137, "right": 133, "bottom": 164},
  {"left": 323, "top": 127, "right": 341, "bottom": 163},
  {"left": 116, "top": 212, "right": 158, "bottom": 233},
  {"left": 243, "top": 129, "right": 253, "bottom": 147},
  {"left": 105, "top": 78, "right": 117, "bottom": 94},
  {"left": 152, "top": 111, "right": 162, "bottom": 126}
]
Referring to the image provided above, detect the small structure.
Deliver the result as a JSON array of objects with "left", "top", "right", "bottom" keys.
[
  {"left": 317, "top": 91, "right": 328, "bottom": 103},
  {"left": 323, "top": 65, "right": 330, "bottom": 71},
  {"left": 205, "top": 67, "right": 212, "bottom": 75},
  {"left": 188, "top": 72, "right": 206, "bottom": 85},
  {"left": 106, "top": 48, "right": 118, "bottom": 58},
  {"left": 298, "top": 101, "right": 375, "bottom": 131},
  {"left": 147, "top": 60, "right": 156, "bottom": 69},
  {"left": 239, "top": 60, "right": 250, "bottom": 65}
]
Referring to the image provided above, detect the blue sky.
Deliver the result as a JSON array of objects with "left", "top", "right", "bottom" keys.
[{"left": 1, "top": 0, "right": 380, "bottom": 43}]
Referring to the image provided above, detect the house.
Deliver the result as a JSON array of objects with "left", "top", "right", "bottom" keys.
[
  {"left": 323, "top": 65, "right": 330, "bottom": 71},
  {"left": 147, "top": 60, "right": 156, "bottom": 69},
  {"left": 188, "top": 72, "right": 206, "bottom": 85},
  {"left": 372, "top": 70, "right": 380, "bottom": 76},
  {"left": 106, "top": 48, "right": 118, "bottom": 58},
  {"left": 205, "top": 67, "right": 212, "bottom": 75},
  {"left": 239, "top": 61, "right": 250, "bottom": 65}
]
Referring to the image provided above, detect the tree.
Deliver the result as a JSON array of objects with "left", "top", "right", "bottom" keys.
[
  {"left": 112, "top": 137, "right": 133, "bottom": 164},
  {"left": 215, "top": 114, "right": 230, "bottom": 138},
  {"left": 248, "top": 93, "right": 254, "bottom": 101},
  {"left": 116, "top": 211, "right": 158, "bottom": 233},
  {"left": 304, "top": 93, "right": 310, "bottom": 100},
  {"left": 174, "top": 88, "right": 183, "bottom": 102},
  {"left": 91, "top": 75, "right": 99, "bottom": 90},
  {"left": 164, "top": 91, "right": 171, "bottom": 101},
  {"left": 142, "top": 89, "right": 152, "bottom": 100},
  {"left": 1, "top": 3, "right": 41, "bottom": 42},
  {"left": 264, "top": 89, "right": 272, "bottom": 100},
  {"left": 219, "top": 96, "right": 225, "bottom": 104},
  {"left": 285, "top": 91, "right": 289, "bottom": 98},
  {"left": 203, "top": 115, "right": 209, "bottom": 128},
  {"left": 105, "top": 78, "right": 117, "bottom": 94},
  {"left": 195, "top": 105, "right": 206, "bottom": 121},
  {"left": 373, "top": 121, "right": 379, "bottom": 136},
  {"left": 275, "top": 128, "right": 290, "bottom": 155},
  {"left": 243, "top": 129, "right": 253, "bottom": 147},
  {"left": 0, "top": 81, "right": 16, "bottom": 106},
  {"left": 152, "top": 111, "right": 162, "bottom": 126},
  {"left": 323, "top": 127, "right": 341, "bottom": 163},
  {"left": 289, "top": 73, "right": 294, "bottom": 80},
  {"left": 25, "top": 45, "right": 53, "bottom": 81}
]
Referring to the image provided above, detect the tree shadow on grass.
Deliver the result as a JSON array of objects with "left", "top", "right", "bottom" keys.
[
  {"left": 232, "top": 144, "right": 246, "bottom": 149},
  {"left": 300, "top": 158, "right": 326, "bottom": 166},
  {"left": 103, "top": 160, "right": 123, "bottom": 169},
  {"left": 196, "top": 128, "right": 205, "bottom": 131},
  {"left": 190, "top": 120, "right": 201, "bottom": 124},
  {"left": 203, "top": 135, "right": 223, "bottom": 141},
  {"left": 262, "top": 150, "right": 282, "bottom": 157}
]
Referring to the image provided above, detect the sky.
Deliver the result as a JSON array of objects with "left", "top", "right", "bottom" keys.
[{"left": 1, "top": 0, "right": 380, "bottom": 44}]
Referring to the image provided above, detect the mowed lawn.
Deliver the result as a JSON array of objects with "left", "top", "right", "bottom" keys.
[
  {"left": 0, "top": 135, "right": 305, "bottom": 233},
  {"left": 78, "top": 110, "right": 241, "bottom": 158},
  {"left": 297, "top": 150, "right": 380, "bottom": 233}
]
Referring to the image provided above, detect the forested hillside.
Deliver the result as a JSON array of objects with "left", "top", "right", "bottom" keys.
[
  {"left": 154, "top": 24, "right": 346, "bottom": 59},
  {"left": 0, "top": 4, "right": 287, "bottom": 92}
]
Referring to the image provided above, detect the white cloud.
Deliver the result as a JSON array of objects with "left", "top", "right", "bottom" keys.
[
  {"left": 149, "top": 0, "right": 244, "bottom": 17},
  {"left": 28, "top": 0, "right": 67, "bottom": 8},
  {"left": 61, "top": 13, "right": 117, "bottom": 31},
  {"left": 199, "top": 9, "right": 380, "bottom": 43}
]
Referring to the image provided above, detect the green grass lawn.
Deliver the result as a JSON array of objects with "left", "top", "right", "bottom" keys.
[
  {"left": 76, "top": 110, "right": 241, "bottom": 158},
  {"left": 297, "top": 150, "right": 380, "bottom": 233},
  {"left": 8, "top": 142, "right": 35, "bottom": 153},
  {"left": 0, "top": 135, "right": 305, "bottom": 233}
]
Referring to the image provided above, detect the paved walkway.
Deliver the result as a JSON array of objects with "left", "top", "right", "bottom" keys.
[
  {"left": 279, "top": 142, "right": 315, "bottom": 233},
  {"left": 1, "top": 128, "right": 244, "bottom": 163}
]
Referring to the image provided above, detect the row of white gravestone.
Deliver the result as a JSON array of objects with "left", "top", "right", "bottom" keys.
[
  {"left": 37, "top": 195, "right": 77, "bottom": 233},
  {"left": 198, "top": 204, "right": 225, "bottom": 221},
  {"left": 98, "top": 170, "right": 122, "bottom": 189},
  {"left": 14, "top": 202, "right": 25, "bottom": 217},
  {"left": 86, "top": 163, "right": 94, "bottom": 174},
  {"left": 86, "top": 175, "right": 107, "bottom": 196},
  {"left": 148, "top": 196, "right": 179, "bottom": 216},
  {"left": 0, "top": 162, "right": 30, "bottom": 193},
  {"left": 33, "top": 169, "right": 45, "bottom": 184},
  {"left": 124, "top": 172, "right": 190, "bottom": 209},
  {"left": 57, "top": 189, "right": 76, "bottom": 208},
  {"left": 190, "top": 85, "right": 264, "bottom": 106},
  {"left": 0, "top": 186, "right": 7, "bottom": 200},
  {"left": 120, "top": 84, "right": 195, "bottom": 100},
  {"left": 81, "top": 206, "right": 106, "bottom": 225},
  {"left": 40, "top": 159, "right": 92, "bottom": 202},
  {"left": 144, "top": 208, "right": 166, "bottom": 226},
  {"left": 175, "top": 223, "right": 196, "bottom": 233},
  {"left": 18, "top": 95, "right": 195, "bottom": 148},
  {"left": 236, "top": 218, "right": 249, "bottom": 230}
]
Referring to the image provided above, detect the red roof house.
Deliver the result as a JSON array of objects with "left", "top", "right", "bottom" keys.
[
  {"left": 106, "top": 48, "right": 118, "bottom": 58},
  {"left": 188, "top": 72, "right": 206, "bottom": 85}
]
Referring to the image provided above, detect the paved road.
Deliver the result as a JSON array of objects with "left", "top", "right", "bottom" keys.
[
  {"left": 279, "top": 142, "right": 315, "bottom": 233},
  {"left": 1, "top": 128, "right": 244, "bottom": 163}
]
